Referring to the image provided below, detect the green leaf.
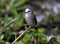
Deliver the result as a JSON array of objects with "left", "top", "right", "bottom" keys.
[
  {"left": 14, "top": 0, "right": 29, "bottom": 7},
  {"left": 56, "top": 36, "right": 60, "bottom": 43},
  {"left": 21, "top": 32, "right": 34, "bottom": 44},
  {"left": 38, "top": 28, "right": 45, "bottom": 33},
  {"left": 2, "top": 17, "right": 20, "bottom": 32},
  {"left": 4, "top": 14, "right": 9, "bottom": 26}
]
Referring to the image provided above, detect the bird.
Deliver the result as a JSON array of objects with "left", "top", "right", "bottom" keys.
[
  {"left": 24, "top": 8, "right": 57, "bottom": 43},
  {"left": 24, "top": 8, "right": 37, "bottom": 27}
]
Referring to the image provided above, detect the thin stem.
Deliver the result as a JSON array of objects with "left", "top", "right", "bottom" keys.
[
  {"left": 11, "top": 26, "right": 31, "bottom": 44},
  {"left": 34, "top": 36, "right": 37, "bottom": 44}
]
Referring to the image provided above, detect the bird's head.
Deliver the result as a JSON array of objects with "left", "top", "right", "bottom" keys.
[{"left": 24, "top": 8, "right": 33, "bottom": 14}]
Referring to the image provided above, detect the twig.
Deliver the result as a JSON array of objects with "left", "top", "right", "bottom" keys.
[
  {"left": 11, "top": 26, "right": 31, "bottom": 44},
  {"left": 34, "top": 36, "right": 37, "bottom": 44}
]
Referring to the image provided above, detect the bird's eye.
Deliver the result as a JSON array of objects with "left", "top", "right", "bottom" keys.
[{"left": 28, "top": 11, "right": 30, "bottom": 12}]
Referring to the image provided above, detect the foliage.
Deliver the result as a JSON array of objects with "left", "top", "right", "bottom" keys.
[{"left": 0, "top": 0, "right": 60, "bottom": 44}]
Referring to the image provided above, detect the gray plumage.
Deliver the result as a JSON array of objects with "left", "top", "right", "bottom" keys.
[{"left": 24, "top": 8, "right": 37, "bottom": 26}]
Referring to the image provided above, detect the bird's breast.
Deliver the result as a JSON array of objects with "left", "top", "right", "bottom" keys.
[{"left": 25, "top": 14, "right": 36, "bottom": 26}]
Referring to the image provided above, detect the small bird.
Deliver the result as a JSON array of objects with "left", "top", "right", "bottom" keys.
[{"left": 24, "top": 8, "right": 37, "bottom": 27}]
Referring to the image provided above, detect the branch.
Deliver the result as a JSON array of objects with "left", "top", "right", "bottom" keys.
[
  {"left": 11, "top": 26, "right": 31, "bottom": 44},
  {"left": 34, "top": 36, "right": 37, "bottom": 44}
]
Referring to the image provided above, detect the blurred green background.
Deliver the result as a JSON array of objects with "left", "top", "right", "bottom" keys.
[{"left": 0, "top": 0, "right": 60, "bottom": 44}]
